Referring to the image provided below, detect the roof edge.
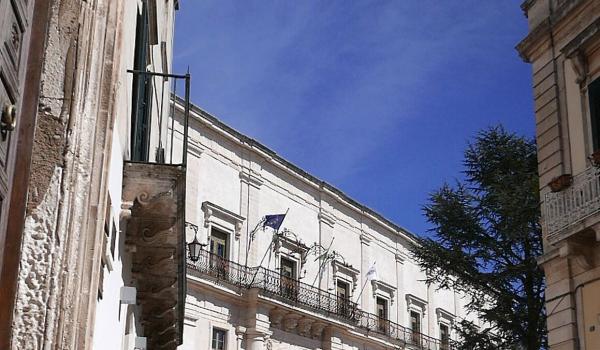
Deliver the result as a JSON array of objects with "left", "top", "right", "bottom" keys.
[{"left": 173, "top": 95, "right": 421, "bottom": 244}]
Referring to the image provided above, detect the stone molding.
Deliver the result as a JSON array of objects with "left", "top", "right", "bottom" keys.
[
  {"left": 372, "top": 279, "right": 397, "bottom": 305},
  {"left": 332, "top": 260, "right": 360, "bottom": 292},
  {"left": 239, "top": 168, "right": 264, "bottom": 189},
  {"left": 435, "top": 307, "right": 455, "bottom": 326},
  {"left": 360, "top": 234, "right": 372, "bottom": 246},
  {"left": 406, "top": 294, "right": 428, "bottom": 315},
  {"left": 201, "top": 201, "right": 245, "bottom": 240},
  {"left": 318, "top": 210, "right": 336, "bottom": 228}
]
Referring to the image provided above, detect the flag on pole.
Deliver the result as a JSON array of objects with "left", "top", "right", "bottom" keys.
[
  {"left": 366, "top": 261, "right": 378, "bottom": 281},
  {"left": 263, "top": 213, "right": 286, "bottom": 231}
]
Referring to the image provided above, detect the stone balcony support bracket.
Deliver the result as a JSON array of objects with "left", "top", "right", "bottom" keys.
[{"left": 122, "top": 161, "right": 186, "bottom": 350}]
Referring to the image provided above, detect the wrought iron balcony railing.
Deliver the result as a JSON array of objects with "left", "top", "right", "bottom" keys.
[
  {"left": 127, "top": 69, "right": 190, "bottom": 166},
  {"left": 544, "top": 166, "right": 600, "bottom": 242},
  {"left": 187, "top": 250, "right": 456, "bottom": 350}
]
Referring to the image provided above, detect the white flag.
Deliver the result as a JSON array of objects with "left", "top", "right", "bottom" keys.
[{"left": 366, "top": 261, "right": 378, "bottom": 281}]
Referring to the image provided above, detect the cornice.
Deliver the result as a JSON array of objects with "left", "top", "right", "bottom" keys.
[
  {"left": 436, "top": 307, "right": 455, "bottom": 323},
  {"left": 406, "top": 293, "right": 428, "bottom": 313},
  {"left": 516, "top": 0, "right": 587, "bottom": 63},
  {"left": 562, "top": 17, "right": 600, "bottom": 57},
  {"left": 174, "top": 96, "right": 420, "bottom": 245},
  {"left": 516, "top": 18, "right": 551, "bottom": 63}
]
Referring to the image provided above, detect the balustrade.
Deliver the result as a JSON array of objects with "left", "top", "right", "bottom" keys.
[
  {"left": 187, "top": 250, "right": 456, "bottom": 349},
  {"left": 544, "top": 166, "right": 600, "bottom": 242}
]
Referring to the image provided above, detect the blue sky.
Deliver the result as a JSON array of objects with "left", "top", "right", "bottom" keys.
[{"left": 173, "top": 1, "right": 534, "bottom": 237}]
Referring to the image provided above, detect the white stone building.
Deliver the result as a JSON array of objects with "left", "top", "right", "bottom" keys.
[{"left": 172, "top": 99, "right": 484, "bottom": 350}]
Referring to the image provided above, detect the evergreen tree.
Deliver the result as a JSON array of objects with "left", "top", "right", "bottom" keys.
[{"left": 412, "top": 126, "right": 546, "bottom": 349}]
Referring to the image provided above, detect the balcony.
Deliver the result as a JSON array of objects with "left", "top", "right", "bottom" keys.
[
  {"left": 121, "top": 70, "right": 190, "bottom": 349},
  {"left": 544, "top": 166, "right": 600, "bottom": 243},
  {"left": 187, "top": 250, "right": 456, "bottom": 350}
]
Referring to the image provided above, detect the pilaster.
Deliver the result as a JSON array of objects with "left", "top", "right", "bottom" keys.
[
  {"left": 239, "top": 166, "right": 263, "bottom": 266},
  {"left": 318, "top": 208, "right": 336, "bottom": 291},
  {"left": 359, "top": 233, "right": 372, "bottom": 311}
]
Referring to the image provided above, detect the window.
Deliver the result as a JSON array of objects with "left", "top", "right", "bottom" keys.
[
  {"left": 376, "top": 297, "right": 389, "bottom": 333},
  {"left": 411, "top": 311, "right": 422, "bottom": 345},
  {"left": 440, "top": 323, "right": 450, "bottom": 349},
  {"left": 337, "top": 280, "right": 349, "bottom": 300},
  {"left": 209, "top": 228, "right": 228, "bottom": 258},
  {"left": 211, "top": 328, "right": 226, "bottom": 350},
  {"left": 589, "top": 77, "right": 600, "bottom": 152},
  {"left": 337, "top": 280, "right": 351, "bottom": 316},
  {"left": 209, "top": 228, "right": 229, "bottom": 277},
  {"left": 131, "top": 0, "right": 153, "bottom": 161},
  {"left": 280, "top": 257, "right": 298, "bottom": 299}
]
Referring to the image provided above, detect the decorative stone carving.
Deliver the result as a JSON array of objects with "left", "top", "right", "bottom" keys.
[
  {"left": 297, "top": 318, "right": 314, "bottom": 337},
  {"left": 283, "top": 313, "right": 302, "bottom": 332},
  {"left": 201, "top": 201, "right": 246, "bottom": 240},
  {"left": 122, "top": 162, "right": 186, "bottom": 350},
  {"left": 406, "top": 294, "right": 427, "bottom": 315},
  {"left": 436, "top": 308, "right": 455, "bottom": 326},
  {"left": 559, "top": 241, "right": 594, "bottom": 270},
  {"left": 269, "top": 308, "right": 287, "bottom": 328},
  {"left": 372, "top": 279, "right": 396, "bottom": 305},
  {"left": 311, "top": 322, "right": 327, "bottom": 339},
  {"left": 332, "top": 259, "right": 359, "bottom": 292}
]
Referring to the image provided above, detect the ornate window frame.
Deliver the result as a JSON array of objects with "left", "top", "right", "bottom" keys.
[
  {"left": 372, "top": 279, "right": 396, "bottom": 306},
  {"left": 406, "top": 294, "right": 427, "bottom": 321},
  {"left": 201, "top": 201, "right": 245, "bottom": 262},
  {"left": 273, "top": 231, "right": 309, "bottom": 278},
  {"left": 202, "top": 201, "right": 245, "bottom": 240},
  {"left": 332, "top": 259, "right": 359, "bottom": 297},
  {"left": 436, "top": 307, "right": 455, "bottom": 327},
  {"left": 436, "top": 308, "right": 455, "bottom": 340}
]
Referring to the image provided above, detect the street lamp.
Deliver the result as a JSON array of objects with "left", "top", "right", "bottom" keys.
[{"left": 185, "top": 222, "right": 205, "bottom": 262}]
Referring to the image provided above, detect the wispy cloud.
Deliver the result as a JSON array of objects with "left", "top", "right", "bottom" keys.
[{"left": 174, "top": 0, "right": 532, "bottom": 233}]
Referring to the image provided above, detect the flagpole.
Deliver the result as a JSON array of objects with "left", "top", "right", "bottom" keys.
[
  {"left": 249, "top": 209, "right": 289, "bottom": 286},
  {"left": 356, "top": 277, "right": 370, "bottom": 302},
  {"left": 356, "top": 262, "right": 377, "bottom": 302}
]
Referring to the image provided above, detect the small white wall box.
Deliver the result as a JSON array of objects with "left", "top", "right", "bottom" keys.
[
  {"left": 134, "top": 336, "right": 147, "bottom": 350},
  {"left": 120, "top": 286, "right": 136, "bottom": 304}
]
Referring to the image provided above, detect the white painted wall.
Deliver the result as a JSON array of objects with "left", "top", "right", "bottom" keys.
[{"left": 172, "top": 103, "right": 481, "bottom": 349}]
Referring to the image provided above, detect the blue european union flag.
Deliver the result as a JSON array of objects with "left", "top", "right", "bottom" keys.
[{"left": 263, "top": 214, "right": 286, "bottom": 231}]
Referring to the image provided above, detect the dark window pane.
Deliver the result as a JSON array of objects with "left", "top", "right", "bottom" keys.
[{"left": 589, "top": 78, "right": 600, "bottom": 151}]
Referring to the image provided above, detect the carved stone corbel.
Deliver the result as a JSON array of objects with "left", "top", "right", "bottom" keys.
[
  {"left": 569, "top": 50, "right": 588, "bottom": 87},
  {"left": 269, "top": 308, "right": 287, "bottom": 328},
  {"left": 283, "top": 313, "right": 302, "bottom": 332},
  {"left": 297, "top": 318, "right": 314, "bottom": 337},
  {"left": 311, "top": 322, "right": 327, "bottom": 339},
  {"left": 559, "top": 241, "right": 594, "bottom": 270}
]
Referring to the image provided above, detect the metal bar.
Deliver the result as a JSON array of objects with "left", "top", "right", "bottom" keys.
[
  {"left": 127, "top": 69, "right": 187, "bottom": 79},
  {"left": 170, "top": 78, "right": 177, "bottom": 164},
  {"left": 183, "top": 74, "right": 190, "bottom": 166}
]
